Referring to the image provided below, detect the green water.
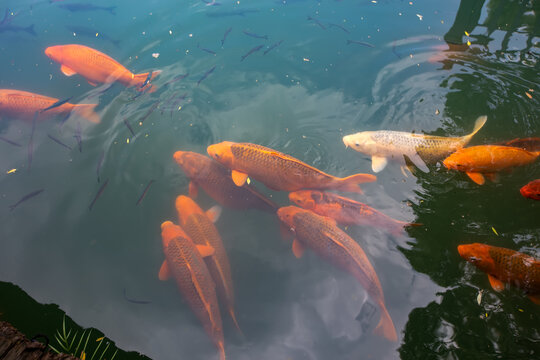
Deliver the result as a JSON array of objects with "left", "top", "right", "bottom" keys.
[{"left": 0, "top": 0, "right": 539, "bottom": 359}]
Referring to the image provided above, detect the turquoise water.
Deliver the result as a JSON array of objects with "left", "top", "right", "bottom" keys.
[{"left": 0, "top": 0, "right": 539, "bottom": 359}]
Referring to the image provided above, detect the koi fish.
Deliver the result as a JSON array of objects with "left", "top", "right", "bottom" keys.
[
  {"left": 343, "top": 115, "right": 487, "bottom": 173},
  {"left": 458, "top": 243, "right": 540, "bottom": 304},
  {"left": 443, "top": 145, "right": 540, "bottom": 185},
  {"left": 520, "top": 179, "right": 540, "bottom": 200},
  {"left": 289, "top": 190, "right": 418, "bottom": 236},
  {"left": 173, "top": 151, "right": 277, "bottom": 212},
  {"left": 159, "top": 221, "right": 225, "bottom": 360},
  {"left": 175, "top": 196, "right": 241, "bottom": 333},
  {"left": 0, "top": 89, "right": 99, "bottom": 123},
  {"left": 500, "top": 137, "right": 540, "bottom": 153},
  {"left": 277, "top": 206, "right": 397, "bottom": 341},
  {"left": 45, "top": 44, "right": 161, "bottom": 92},
  {"left": 207, "top": 142, "right": 376, "bottom": 194}
]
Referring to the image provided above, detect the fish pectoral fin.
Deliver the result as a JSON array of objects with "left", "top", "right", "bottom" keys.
[
  {"left": 405, "top": 153, "right": 429, "bottom": 173},
  {"left": 205, "top": 205, "right": 222, "bottom": 223},
  {"left": 485, "top": 173, "right": 499, "bottom": 183},
  {"left": 292, "top": 239, "right": 305, "bottom": 258},
  {"left": 196, "top": 244, "right": 215, "bottom": 258},
  {"left": 158, "top": 260, "right": 171, "bottom": 281},
  {"left": 60, "top": 65, "right": 77, "bottom": 76},
  {"left": 528, "top": 294, "right": 540, "bottom": 305},
  {"left": 466, "top": 172, "right": 485, "bottom": 185},
  {"left": 279, "top": 223, "right": 294, "bottom": 242},
  {"left": 371, "top": 156, "right": 388, "bottom": 173},
  {"left": 188, "top": 181, "right": 199, "bottom": 198},
  {"left": 87, "top": 80, "right": 98, "bottom": 87},
  {"left": 488, "top": 274, "right": 505, "bottom": 292},
  {"left": 231, "top": 170, "right": 249, "bottom": 186}
]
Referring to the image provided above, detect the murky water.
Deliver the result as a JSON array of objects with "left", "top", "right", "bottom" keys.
[{"left": 1, "top": 0, "right": 539, "bottom": 359}]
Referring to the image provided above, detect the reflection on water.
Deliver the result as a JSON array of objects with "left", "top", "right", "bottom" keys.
[{"left": 0, "top": 0, "right": 538, "bottom": 359}]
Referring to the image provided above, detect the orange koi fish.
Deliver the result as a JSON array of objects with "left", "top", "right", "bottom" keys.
[
  {"left": 45, "top": 44, "right": 160, "bottom": 91},
  {"left": 173, "top": 151, "right": 277, "bottom": 212},
  {"left": 0, "top": 89, "right": 99, "bottom": 123},
  {"left": 277, "top": 206, "right": 397, "bottom": 341},
  {"left": 175, "top": 195, "right": 241, "bottom": 333},
  {"left": 521, "top": 179, "right": 540, "bottom": 200},
  {"left": 443, "top": 145, "right": 540, "bottom": 185},
  {"left": 159, "top": 221, "right": 225, "bottom": 360},
  {"left": 458, "top": 243, "right": 540, "bottom": 304},
  {"left": 500, "top": 137, "right": 540, "bottom": 153},
  {"left": 207, "top": 142, "right": 376, "bottom": 194},
  {"left": 289, "top": 190, "right": 418, "bottom": 236}
]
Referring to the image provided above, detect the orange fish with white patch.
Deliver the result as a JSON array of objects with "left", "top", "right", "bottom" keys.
[
  {"left": 207, "top": 142, "right": 376, "bottom": 194},
  {"left": 175, "top": 195, "right": 241, "bottom": 333},
  {"left": 289, "top": 190, "right": 418, "bottom": 236},
  {"left": 0, "top": 89, "right": 99, "bottom": 123},
  {"left": 173, "top": 151, "right": 277, "bottom": 212},
  {"left": 277, "top": 206, "right": 397, "bottom": 341},
  {"left": 443, "top": 145, "right": 540, "bottom": 185},
  {"left": 45, "top": 44, "right": 160, "bottom": 91},
  {"left": 458, "top": 243, "right": 540, "bottom": 304},
  {"left": 159, "top": 221, "right": 225, "bottom": 360}
]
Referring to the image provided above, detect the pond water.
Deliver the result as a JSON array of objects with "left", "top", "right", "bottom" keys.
[{"left": 0, "top": 0, "right": 539, "bottom": 359}]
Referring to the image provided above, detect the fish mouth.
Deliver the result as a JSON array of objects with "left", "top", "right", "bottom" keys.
[{"left": 342, "top": 136, "right": 350, "bottom": 148}]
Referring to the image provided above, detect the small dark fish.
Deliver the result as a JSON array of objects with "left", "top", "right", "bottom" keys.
[
  {"left": 65, "top": 25, "right": 121, "bottom": 47},
  {"left": 123, "top": 288, "right": 151, "bottom": 305},
  {"left": 307, "top": 16, "right": 326, "bottom": 30},
  {"left": 41, "top": 97, "right": 72, "bottom": 113},
  {"left": 242, "top": 30, "right": 268, "bottom": 40},
  {"left": 347, "top": 39, "right": 375, "bottom": 48},
  {"left": 241, "top": 44, "right": 264, "bottom": 61},
  {"left": 197, "top": 43, "right": 216, "bottom": 55},
  {"left": 197, "top": 65, "right": 216, "bottom": 86},
  {"left": 392, "top": 40, "right": 402, "bottom": 59},
  {"left": 329, "top": 23, "right": 349, "bottom": 34},
  {"left": 9, "top": 189, "right": 44, "bottom": 211},
  {"left": 206, "top": 9, "right": 259, "bottom": 17},
  {"left": 27, "top": 111, "right": 38, "bottom": 170},
  {"left": 0, "top": 8, "right": 10, "bottom": 26},
  {"left": 58, "top": 4, "right": 116, "bottom": 15},
  {"left": 96, "top": 150, "right": 104, "bottom": 183},
  {"left": 201, "top": 0, "right": 221, "bottom": 5},
  {"left": 165, "top": 73, "right": 189, "bottom": 86},
  {"left": 123, "top": 119, "right": 135, "bottom": 136},
  {"left": 136, "top": 179, "right": 155, "bottom": 206},
  {"left": 264, "top": 40, "right": 283, "bottom": 55},
  {"left": 0, "top": 24, "right": 36, "bottom": 36},
  {"left": 139, "top": 71, "right": 153, "bottom": 90},
  {"left": 74, "top": 122, "right": 82, "bottom": 152},
  {"left": 168, "top": 92, "right": 188, "bottom": 119},
  {"left": 139, "top": 101, "right": 160, "bottom": 124},
  {"left": 89, "top": 178, "right": 109, "bottom": 211},
  {"left": 47, "top": 134, "right": 72, "bottom": 150},
  {"left": 0, "top": 136, "right": 21, "bottom": 147},
  {"left": 221, "top": 27, "right": 232, "bottom": 47}
]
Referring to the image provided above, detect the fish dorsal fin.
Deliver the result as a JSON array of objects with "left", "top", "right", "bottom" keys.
[
  {"left": 466, "top": 172, "right": 485, "bottom": 185},
  {"left": 488, "top": 274, "right": 505, "bottom": 292},
  {"left": 158, "top": 260, "right": 171, "bottom": 281},
  {"left": 188, "top": 181, "right": 198, "bottom": 198},
  {"left": 292, "top": 238, "right": 305, "bottom": 258},
  {"left": 371, "top": 156, "right": 388, "bottom": 173},
  {"left": 231, "top": 170, "right": 249, "bottom": 186},
  {"left": 197, "top": 244, "right": 215, "bottom": 258},
  {"left": 205, "top": 205, "right": 222, "bottom": 223},
  {"left": 60, "top": 65, "right": 77, "bottom": 76}
]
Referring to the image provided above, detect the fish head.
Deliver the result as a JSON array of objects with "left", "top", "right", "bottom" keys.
[
  {"left": 288, "top": 190, "right": 317, "bottom": 210},
  {"left": 342, "top": 132, "right": 377, "bottom": 154},
  {"left": 457, "top": 243, "right": 495, "bottom": 273},
  {"left": 160, "top": 221, "right": 187, "bottom": 248},
  {"left": 44, "top": 45, "right": 65, "bottom": 63},
  {"left": 175, "top": 195, "right": 204, "bottom": 225},
  {"left": 173, "top": 151, "right": 206, "bottom": 176},
  {"left": 277, "top": 206, "right": 305, "bottom": 229},
  {"left": 442, "top": 150, "right": 471, "bottom": 171},
  {"left": 207, "top": 141, "right": 235, "bottom": 167}
]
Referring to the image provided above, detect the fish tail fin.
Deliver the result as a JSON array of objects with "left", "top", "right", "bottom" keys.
[
  {"left": 391, "top": 221, "right": 422, "bottom": 237},
  {"left": 108, "top": 6, "right": 117, "bottom": 15},
  {"left": 337, "top": 173, "right": 377, "bottom": 194},
  {"left": 218, "top": 341, "right": 226, "bottom": 360},
  {"left": 462, "top": 115, "right": 487, "bottom": 143},
  {"left": 346, "top": 39, "right": 352, "bottom": 45},
  {"left": 373, "top": 304, "right": 397, "bottom": 342},
  {"left": 73, "top": 104, "right": 100, "bottom": 123},
  {"left": 131, "top": 70, "right": 161, "bottom": 92},
  {"left": 229, "top": 308, "right": 244, "bottom": 336},
  {"left": 26, "top": 24, "right": 36, "bottom": 36}
]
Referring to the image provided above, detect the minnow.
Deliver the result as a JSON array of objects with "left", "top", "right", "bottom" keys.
[
  {"left": 277, "top": 206, "right": 397, "bottom": 341},
  {"left": 165, "top": 73, "right": 189, "bottom": 85},
  {"left": 207, "top": 141, "right": 376, "bottom": 193},
  {"left": 521, "top": 179, "right": 540, "bottom": 200},
  {"left": 27, "top": 111, "right": 37, "bottom": 170},
  {"left": 197, "top": 43, "right": 217, "bottom": 55},
  {"left": 221, "top": 27, "right": 232, "bottom": 47},
  {"left": 0, "top": 136, "right": 21, "bottom": 147},
  {"left": 9, "top": 189, "right": 44, "bottom": 211},
  {"left": 329, "top": 23, "right": 350, "bottom": 34},
  {"left": 122, "top": 288, "right": 151, "bottom": 305},
  {"left": 206, "top": 9, "right": 259, "bottom": 17},
  {"left": 58, "top": 4, "right": 117, "bottom": 15},
  {"left": 96, "top": 150, "right": 105, "bottom": 183},
  {"left": 197, "top": 65, "right": 216, "bottom": 86},
  {"left": 123, "top": 118, "right": 135, "bottom": 136},
  {"left": 458, "top": 243, "right": 540, "bottom": 304},
  {"left": 346, "top": 40, "right": 375, "bottom": 48},
  {"left": 47, "top": 134, "right": 72, "bottom": 150},
  {"left": 263, "top": 40, "right": 283, "bottom": 55},
  {"left": 0, "top": 19, "right": 35, "bottom": 36},
  {"left": 136, "top": 179, "right": 155, "bottom": 206},
  {"left": 40, "top": 97, "right": 73, "bottom": 112},
  {"left": 74, "top": 122, "right": 82, "bottom": 152},
  {"left": 443, "top": 145, "right": 540, "bottom": 185},
  {"left": 307, "top": 16, "right": 326, "bottom": 30},
  {"left": 242, "top": 30, "right": 268, "bottom": 40},
  {"left": 139, "top": 101, "right": 160, "bottom": 124},
  {"left": 343, "top": 115, "right": 487, "bottom": 173},
  {"left": 240, "top": 44, "right": 264, "bottom": 61},
  {"left": 64, "top": 25, "right": 121, "bottom": 47},
  {"left": 89, "top": 178, "right": 109, "bottom": 211}
]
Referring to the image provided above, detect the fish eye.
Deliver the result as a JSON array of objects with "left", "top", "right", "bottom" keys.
[{"left": 355, "top": 142, "right": 360, "bottom": 146}]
